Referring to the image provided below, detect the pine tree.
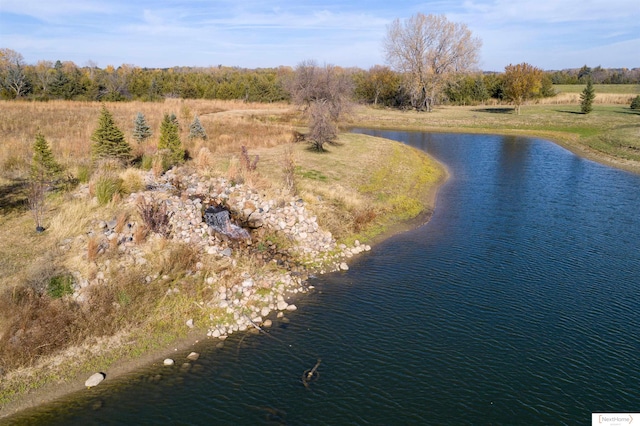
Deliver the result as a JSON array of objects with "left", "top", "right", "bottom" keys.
[
  {"left": 31, "top": 132, "right": 63, "bottom": 183},
  {"left": 29, "top": 132, "right": 63, "bottom": 232},
  {"left": 158, "top": 113, "right": 184, "bottom": 167},
  {"left": 91, "top": 105, "right": 132, "bottom": 163},
  {"left": 631, "top": 95, "right": 640, "bottom": 110},
  {"left": 188, "top": 115, "right": 207, "bottom": 140},
  {"left": 580, "top": 79, "right": 596, "bottom": 114},
  {"left": 132, "top": 112, "right": 152, "bottom": 143}
]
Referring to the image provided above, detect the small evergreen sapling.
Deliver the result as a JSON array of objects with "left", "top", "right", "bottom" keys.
[
  {"left": 188, "top": 115, "right": 207, "bottom": 140},
  {"left": 631, "top": 95, "right": 640, "bottom": 110},
  {"left": 158, "top": 113, "right": 185, "bottom": 168},
  {"left": 133, "top": 112, "right": 152, "bottom": 143},
  {"left": 29, "top": 133, "right": 63, "bottom": 232},
  {"left": 580, "top": 79, "right": 596, "bottom": 114},
  {"left": 91, "top": 105, "right": 132, "bottom": 163}
]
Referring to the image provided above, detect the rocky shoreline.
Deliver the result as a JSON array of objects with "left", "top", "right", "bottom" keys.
[
  {"left": 84, "top": 166, "right": 370, "bottom": 339},
  {"left": 1, "top": 164, "right": 374, "bottom": 419}
]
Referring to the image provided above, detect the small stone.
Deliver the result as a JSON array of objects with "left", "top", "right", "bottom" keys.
[
  {"left": 339, "top": 262, "right": 349, "bottom": 271},
  {"left": 221, "top": 248, "right": 232, "bottom": 257},
  {"left": 277, "top": 300, "right": 288, "bottom": 310},
  {"left": 85, "top": 372, "right": 105, "bottom": 388},
  {"left": 163, "top": 358, "right": 175, "bottom": 366},
  {"left": 263, "top": 319, "right": 273, "bottom": 328},
  {"left": 186, "top": 318, "right": 194, "bottom": 328},
  {"left": 186, "top": 352, "right": 200, "bottom": 361},
  {"left": 286, "top": 304, "right": 297, "bottom": 311}
]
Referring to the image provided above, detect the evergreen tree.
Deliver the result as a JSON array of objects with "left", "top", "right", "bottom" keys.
[
  {"left": 29, "top": 133, "right": 63, "bottom": 232},
  {"left": 188, "top": 115, "right": 207, "bottom": 140},
  {"left": 580, "top": 79, "right": 596, "bottom": 114},
  {"left": 158, "top": 113, "right": 184, "bottom": 167},
  {"left": 133, "top": 112, "right": 152, "bottom": 143},
  {"left": 631, "top": 95, "right": 640, "bottom": 110},
  {"left": 91, "top": 105, "right": 132, "bottom": 163},
  {"left": 31, "top": 132, "right": 63, "bottom": 183}
]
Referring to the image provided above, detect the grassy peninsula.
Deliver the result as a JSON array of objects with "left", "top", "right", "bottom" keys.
[{"left": 1, "top": 88, "right": 639, "bottom": 416}]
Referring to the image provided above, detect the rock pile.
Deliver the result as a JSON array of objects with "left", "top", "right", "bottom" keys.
[{"left": 68, "top": 166, "right": 371, "bottom": 341}]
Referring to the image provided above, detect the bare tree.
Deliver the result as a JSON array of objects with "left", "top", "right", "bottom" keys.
[
  {"left": 286, "top": 61, "right": 353, "bottom": 151},
  {"left": 34, "top": 60, "right": 54, "bottom": 96},
  {"left": 0, "top": 48, "right": 30, "bottom": 98},
  {"left": 383, "top": 13, "right": 481, "bottom": 111}
]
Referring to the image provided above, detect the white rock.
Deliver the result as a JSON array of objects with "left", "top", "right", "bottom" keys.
[
  {"left": 186, "top": 318, "right": 194, "bottom": 328},
  {"left": 163, "top": 358, "right": 175, "bottom": 366},
  {"left": 186, "top": 352, "right": 200, "bottom": 361},
  {"left": 286, "top": 304, "right": 298, "bottom": 311},
  {"left": 261, "top": 306, "right": 271, "bottom": 317},
  {"left": 340, "top": 262, "right": 349, "bottom": 271},
  {"left": 263, "top": 319, "right": 273, "bottom": 328},
  {"left": 85, "top": 372, "right": 105, "bottom": 388},
  {"left": 277, "top": 300, "right": 289, "bottom": 310}
]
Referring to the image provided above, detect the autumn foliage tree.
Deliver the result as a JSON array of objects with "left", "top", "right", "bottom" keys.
[
  {"left": 502, "top": 63, "right": 544, "bottom": 115},
  {"left": 383, "top": 13, "right": 481, "bottom": 111}
]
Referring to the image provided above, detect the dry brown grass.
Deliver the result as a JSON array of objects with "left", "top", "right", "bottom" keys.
[
  {"left": 535, "top": 92, "right": 635, "bottom": 105},
  {"left": 0, "top": 99, "right": 447, "bottom": 408},
  {"left": 0, "top": 99, "right": 292, "bottom": 181}
]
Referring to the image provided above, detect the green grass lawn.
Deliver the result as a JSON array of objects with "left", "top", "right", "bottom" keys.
[{"left": 351, "top": 104, "right": 640, "bottom": 171}]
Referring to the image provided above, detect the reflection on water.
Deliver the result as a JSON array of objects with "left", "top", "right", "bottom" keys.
[{"left": 6, "top": 130, "right": 640, "bottom": 425}]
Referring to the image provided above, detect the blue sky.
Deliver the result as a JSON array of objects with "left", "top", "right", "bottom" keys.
[{"left": 1, "top": 0, "right": 638, "bottom": 71}]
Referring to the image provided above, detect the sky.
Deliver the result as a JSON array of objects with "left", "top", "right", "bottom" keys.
[{"left": 1, "top": 0, "right": 638, "bottom": 71}]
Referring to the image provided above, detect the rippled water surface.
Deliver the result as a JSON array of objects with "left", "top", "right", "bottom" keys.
[{"left": 7, "top": 131, "right": 640, "bottom": 425}]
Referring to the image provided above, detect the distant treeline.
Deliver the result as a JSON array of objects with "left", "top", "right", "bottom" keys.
[{"left": 1, "top": 52, "right": 639, "bottom": 106}]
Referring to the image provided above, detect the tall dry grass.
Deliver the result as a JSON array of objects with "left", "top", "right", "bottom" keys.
[
  {"left": 535, "top": 92, "right": 635, "bottom": 105},
  {"left": 0, "top": 99, "right": 293, "bottom": 180}
]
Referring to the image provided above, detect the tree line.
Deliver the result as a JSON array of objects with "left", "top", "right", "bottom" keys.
[{"left": 3, "top": 8, "right": 640, "bottom": 109}]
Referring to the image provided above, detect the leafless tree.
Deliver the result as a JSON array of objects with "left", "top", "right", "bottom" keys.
[
  {"left": 286, "top": 61, "right": 353, "bottom": 151},
  {"left": 0, "top": 48, "right": 30, "bottom": 98},
  {"left": 383, "top": 13, "right": 481, "bottom": 111}
]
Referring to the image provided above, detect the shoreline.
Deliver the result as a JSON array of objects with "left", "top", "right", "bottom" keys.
[
  {"left": 3, "top": 116, "right": 632, "bottom": 420},
  {"left": 0, "top": 134, "right": 448, "bottom": 421}
]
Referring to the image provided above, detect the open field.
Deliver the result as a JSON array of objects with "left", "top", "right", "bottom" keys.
[
  {"left": 553, "top": 84, "right": 640, "bottom": 94},
  {"left": 350, "top": 102, "right": 640, "bottom": 173}
]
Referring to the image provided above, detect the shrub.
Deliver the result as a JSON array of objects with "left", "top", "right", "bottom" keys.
[
  {"left": 631, "top": 95, "right": 640, "bottom": 110},
  {"left": 240, "top": 146, "right": 259, "bottom": 172},
  {"left": 137, "top": 195, "right": 173, "bottom": 237}
]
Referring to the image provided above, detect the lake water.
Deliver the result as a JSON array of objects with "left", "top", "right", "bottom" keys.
[{"left": 5, "top": 130, "right": 640, "bottom": 425}]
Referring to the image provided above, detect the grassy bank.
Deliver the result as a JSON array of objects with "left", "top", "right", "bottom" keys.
[
  {"left": 350, "top": 102, "right": 640, "bottom": 173},
  {"left": 0, "top": 99, "right": 445, "bottom": 415}
]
